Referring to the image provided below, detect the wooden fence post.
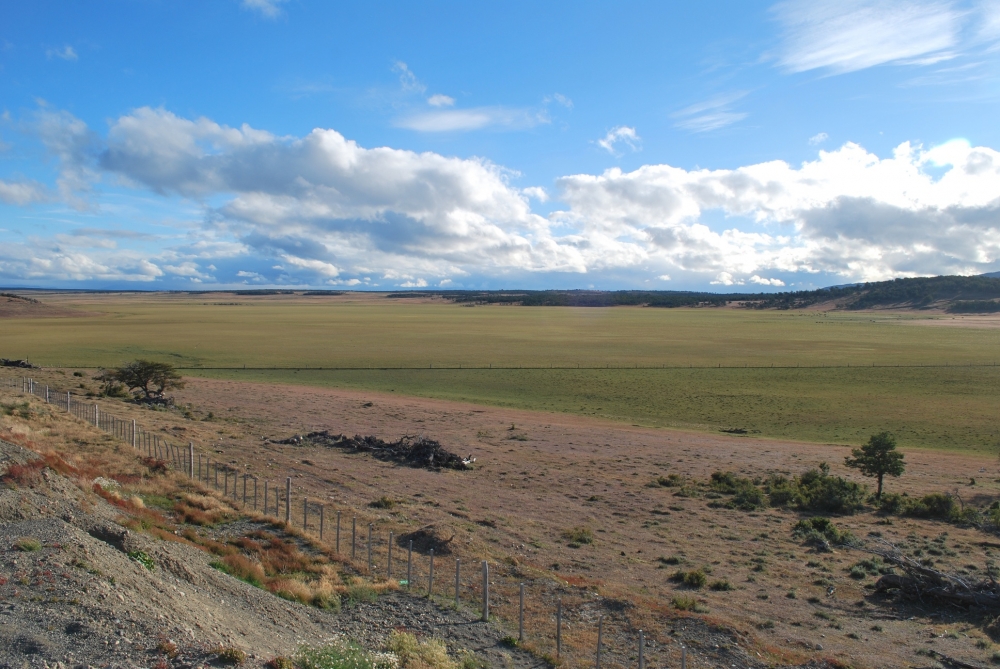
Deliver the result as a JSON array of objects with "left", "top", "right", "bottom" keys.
[
  {"left": 482, "top": 561, "right": 489, "bottom": 621},
  {"left": 519, "top": 583, "right": 524, "bottom": 642},
  {"left": 285, "top": 477, "right": 291, "bottom": 525},
  {"left": 429, "top": 549, "right": 434, "bottom": 596},
  {"left": 556, "top": 598, "right": 562, "bottom": 658}
]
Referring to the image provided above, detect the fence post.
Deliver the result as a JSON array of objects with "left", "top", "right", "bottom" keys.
[
  {"left": 336, "top": 511, "right": 341, "bottom": 553},
  {"left": 482, "top": 561, "right": 489, "bottom": 621},
  {"left": 93, "top": 404, "right": 98, "bottom": 427},
  {"left": 367, "top": 524, "right": 373, "bottom": 573},
  {"left": 285, "top": 477, "right": 291, "bottom": 525},
  {"left": 45, "top": 385, "right": 49, "bottom": 403},
  {"left": 407, "top": 540, "right": 413, "bottom": 590},
  {"left": 264, "top": 480, "right": 269, "bottom": 514},
  {"left": 388, "top": 532, "right": 393, "bottom": 578},
  {"left": 319, "top": 505, "right": 325, "bottom": 540},
  {"left": 243, "top": 475, "right": 248, "bottom": 506},
  {"left": 214, "top": 461, "right": 219, "bottom": 489},
  {"left": 304, "top": 498, "right": 309, "bottom": 530},
  {"left": 428, "top": 549, "right": 434, "bottom": 596},
  {"left": 132, "top": 420, "right": 136, "bottom": 449},
  {"left": 198, "top": 454, "right": 202, "bottom": 480},
  {"left": 596, "top": 615, "right": 603, "bottom": 669},
  {"left": 189, "top": 443, "right": 194, "bottom": 478},
  {"left": 254, "top": 478, "right": 258, "bottom": 511},
  {"left": 66, "top": 392, "right": 70, "bottom": 413},
  {"left": 681, "top": 646, "right": 687, "bottom": 669},
  {"left": 519, "top": 583, "right": 524, "bottom": 642},
  {"left": 638, "top": 630, "right": 644, "bottom": 669},
  {"left": 556, "top": 598, "right": 562, "bottom": 658},
  {"left": 352, "top": 517, "right": 356, "bottom": 559},
  {"left": 455, "top": 558, "right": 460, "bottom": 606},
  {"left": 224, "top": 469, "right": 229, "bottom": 496}
]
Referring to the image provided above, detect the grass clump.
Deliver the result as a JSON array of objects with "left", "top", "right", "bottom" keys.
[
  {"left": 267, "top": 658, "right": 295, "bottom": 669},
  {"left": 211, "top": 555, "right": 266, "bottom": 588},
  {"left": 670, "top": 569, "right": 708, "bottom": 589},
  {"left": 14, "top": 537, "right": 42, "bottom": 552},
  {"left": 345, "top": 582, "right": 379, "bottom": 605},
  {"left": 128, "top": 550, "right": 155, "bottom": 571},
  {"left": 370, "top": 496, "right": 397, "bottom": 510},
  {"left": 656, "top": 474, "right": 683, "bottom": 487},
  {"left": 709, "top": 579, "right": 735, "bottom": 591},
  {"left": 562, "top": 527, "right": 594, "bottom": 547},
  {"left": 671, "top": 595, "right": 708, "bottom": 612},
  {"left": 387, "top": 630, "right": 457, "bottom": 669}
]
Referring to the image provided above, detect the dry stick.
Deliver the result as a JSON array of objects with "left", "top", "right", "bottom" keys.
[
  {"left": 428, "top": 549, "right": 435, "bottom": 596},
  {"left": 481, "top": 560, "right": 489, "bottom": 621},
  {"left": 285, "top": 477, "right": 291, "bottom": 525},
  {"left": 519, "top": 583, "right": 525, "bottom": 643},
  {"left": 556, "top": 598, "right": 562, "bottom": 659},
  {"left": 596, "top": 616, "right": 604, "bottom": 669}
]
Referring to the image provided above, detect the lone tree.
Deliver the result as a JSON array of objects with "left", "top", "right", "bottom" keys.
[
  {"left": 112, "top": 360, "right": 185, "bottom": 401},
  {"left": 845, "top": 431, "right": 905, "bottom": 500}
]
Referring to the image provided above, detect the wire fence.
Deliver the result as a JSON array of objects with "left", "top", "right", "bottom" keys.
[{"left": 2, "top": 373, "right": 702, "bottom": 669}]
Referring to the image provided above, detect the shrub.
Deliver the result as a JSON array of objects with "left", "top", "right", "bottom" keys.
[
  {"left": 671, "top": 595, "right": 707, "bottom": 612},
  {"left": 211, "top": 555, "right": 265, "bottom": 588},
  {"left": 906, "top": 493, "right": 956, "bottom": 519},
  {"left": 656, "top": 474, "right": 683, "bottom": 487},
  {"left": 709, "top": 579, "right": 734, "bottom": 591},
  {"left": 216, "top": 647, "right": 248, "bottom": 666},
  {"left": 267, "top": 658, "right": 295, "bottom": 669},
  {"left": 768, "top": 465, "right": 866, "bottom": 514},
  {"left": 370, "top": 496, "right": 397, "bottom": 510}
]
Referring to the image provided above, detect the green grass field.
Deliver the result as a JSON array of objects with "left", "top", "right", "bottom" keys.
[{"left": 4, "top": 293, "right": 1000, "bottom": 451}]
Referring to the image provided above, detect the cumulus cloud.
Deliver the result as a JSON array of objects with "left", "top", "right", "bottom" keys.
[
  {"left": 6, "top": 104, "right": 1000, "bottom": 288},
  {"left": 809, "top": 132, "right": 829, "bottom": 145},
  {"left": 596, "top": 126, "right": 641, "bottom": 154},
  {"left": 241, "top": 0, "right": 288, "bottom": 18},
  {"left": 772, "top": 0, "right": 961, "bottom": 74}
]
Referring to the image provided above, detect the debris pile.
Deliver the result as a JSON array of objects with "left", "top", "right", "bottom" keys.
[
  {"left": 872, "top": 544, "right": 1000, "bottom": 608},
  {"left": 0, "top": 358, "right": 38, "bottom": 368},
  {"left": 271, "top": 431, "right": 475, "bottom": 470}
]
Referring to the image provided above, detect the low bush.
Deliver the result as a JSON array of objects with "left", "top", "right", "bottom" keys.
[
  {"left": 387, "top": 630, "right": 457, "bottom": 669},
  {"left": 766, "top": 464, "right": 866, "bottom": 514},
  {"left": 791, "top": 517, "right": 856, "bottom": 548},
  {"left": 655, "top": 474, "right": 683, "bottom": 487},
  {"left": 216, "top": 646, "right": 248, "bottom": 666},
  {"left": 709, "top": 579, "right": 734, "bottom": 591},
  {"left": 295, "top": 640, "right": 398, "bottom": 669},
  {"left": 14, "top": 537, "right": 42, "bottom": 552},
  {"left": 562, "top": 527, "right": 594, "bottom": 546},
  {"left": 671, "top": 595, "right": 707, "bottom": 612},
  {"left": 670, "top": 569, "right": 707, "bottom": 588}
]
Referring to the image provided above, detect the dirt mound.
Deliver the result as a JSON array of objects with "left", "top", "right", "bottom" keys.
[
  {"left": 397, "top": 524, "right": 456, "bottom": 556},
  {"left": 273, "top": 431, "right": 475, "bottom": 470}
]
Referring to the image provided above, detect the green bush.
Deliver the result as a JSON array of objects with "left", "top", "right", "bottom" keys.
[
  {"left": 656, "top": 474, "right": 683, "bottom": 487},
  {"left": 767, "top": 465, "right": 866, "bottom": 514},
  {"left": 562, "top": 527, "right": 594, "bottom": 546},
  {"left": 670, "top": 569, "right": 707, "bottom": 588}
]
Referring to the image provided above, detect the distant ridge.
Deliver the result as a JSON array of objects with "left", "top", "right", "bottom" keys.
[{"left": 388, "top": 274, "right": 1000, "bottom": 311}]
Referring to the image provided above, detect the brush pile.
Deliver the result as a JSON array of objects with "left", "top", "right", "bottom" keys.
[
  {"left": 0, "top": 358, "right": 38, "bottom": 368},
  {"left": 272, "top": 431, "right": 475, "bottom": 471},
  {"left": 872, "top": 544, "right": 1000, "bottom": 608}
]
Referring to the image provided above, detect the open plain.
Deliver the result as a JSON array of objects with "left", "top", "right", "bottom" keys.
[{"left": 3, "top": 291, "right": 1000, "bottom": 667}]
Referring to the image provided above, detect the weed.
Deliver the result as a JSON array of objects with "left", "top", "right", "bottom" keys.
[
  {"left": 499, "top": 636, "right": 519, "bottom": 648},
  {"left": 658, "top": 555, "right": 685, "bottom": 566},
  {"left": 388, "top": 630, "right": 457, "bottom": 669},
  {"left": 671, "top": 595, "right": 707, "bottom": 612},
  {"left": 127, "top": 550, "right": 155, "bottom": 571},
  {"left": 267, "top": 658, "right": 295, "bottom": 669},
  {"left": 156, "top": 638, "right": 179, "bottom": 658},
  {"left": 345, "top": 583, "right": 378, "bottom": 605},
  {"left": 656, "top": 474, "right": 683, "bottom": 487},
  {"left": 295, "top": 640, "right": 397, "bottom": 669}
]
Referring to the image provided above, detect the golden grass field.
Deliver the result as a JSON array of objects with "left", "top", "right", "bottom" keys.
[{"left": 3, "top": 291, "right": 1000, "bottom": 451}]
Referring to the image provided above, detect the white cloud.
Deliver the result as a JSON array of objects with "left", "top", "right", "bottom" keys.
[
  {"left": 596, "top": 126, "right": 641, "bottom": 154},
  {"left": 395, "top": 107, "right": 548, "bottom": 132},
  {"left": 46, "top": 45, "right": 78, "bottom": 61},
  {"left": 0, "top": 179, "right": 48, "bottom": 205},
  {"left": 657, "top": 274, "right": 671, "bottom": 281},
  {"left": 772, "top": 0, "right": 961, "bottom": 74},
  {"left": 809, "top": 132, "right": 829, "bottom": 145},
  {"left": 401, "top": 278, "right": 428, "bottom": 288},
  {"left": 12, "top": 104, "right": 1000, "bottom": 288},
  {"left": 750, "top": 275, "right": 786, "bottom": 286},
  {"left": 241, "top": 0, "right": 288, "bottom": 18},
  {"left": 672, "top": 92, "right": 748, "bottom": 133},
  {"left": 427, "top": 94, "right": 455, "bottom": 107}
]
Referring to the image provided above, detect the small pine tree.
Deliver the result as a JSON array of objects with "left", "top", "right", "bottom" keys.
[{"left": 845, "top": 432, "right": 905, "bottom": 500}]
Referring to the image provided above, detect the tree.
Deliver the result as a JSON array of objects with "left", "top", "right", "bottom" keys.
[
  {"left": 845, "top": 432, "right": 905, "bottom": 500},
  {"left": 112, "top": 360, "right": 185, "bottom": 401}
]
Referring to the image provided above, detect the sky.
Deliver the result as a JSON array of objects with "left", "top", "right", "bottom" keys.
[{"left": 1, "top": 1, "right": 1000, "bottom": 292}]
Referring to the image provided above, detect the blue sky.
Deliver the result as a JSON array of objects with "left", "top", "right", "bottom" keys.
[{"left": 2, "top": 0, "right": 1000, "bottom": 291}]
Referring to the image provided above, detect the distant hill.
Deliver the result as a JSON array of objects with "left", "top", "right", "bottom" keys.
[{"left": 389, "top": 275, "right": 1000, "bottom": 311}]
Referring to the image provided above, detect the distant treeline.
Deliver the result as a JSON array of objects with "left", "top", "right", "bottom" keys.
[
  {"left": 0, "top": 292, "right": 39, "bottom": 304},
  {"left": 386, "top": 275, "right": 1000, "bottom": 311}
]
